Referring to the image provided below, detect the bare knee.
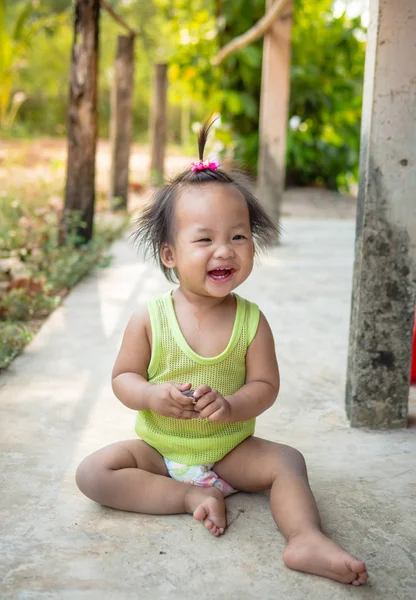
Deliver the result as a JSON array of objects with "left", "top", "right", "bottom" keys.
[
  {"left": 282, "top": 445, "right": 306, "bottom": 469},
  {"left": 75, "top": 442, "right": 143, "bottom": 502},
  {"left": 269, "top": 445, "right": 307, "bottom": 482},
  {"left": 75, "top": 456, "right": 97, "bottom": 497},
  {"left": 76, "top": 455, "right": 111, "bottom": 502}
]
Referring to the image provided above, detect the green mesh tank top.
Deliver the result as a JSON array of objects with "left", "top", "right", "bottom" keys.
[{"left": 135, "top": 291, "right": 260, "bottom": 465}]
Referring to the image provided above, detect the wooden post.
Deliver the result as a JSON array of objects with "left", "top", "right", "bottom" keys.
[
  {"left": 63, "top": 0, "right": 100, "bottom": 243},
  {"left": 346, "top": 0, "right": 416, "bottom": 428},
  {"left": 257, "top": 0, "right": 293, "bottom": 229},
  {"left": 149, "top": 63, "right": 168, "bottom": 185},
  {"left": 109, "top": 35, "right": 135, "bottom": 210}
]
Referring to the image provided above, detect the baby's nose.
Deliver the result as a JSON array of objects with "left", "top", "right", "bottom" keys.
[{"left": 215, "top": 243, "right": 234, "bottom": 258}]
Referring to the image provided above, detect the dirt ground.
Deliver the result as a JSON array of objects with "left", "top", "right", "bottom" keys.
[{"left": 0, "top": 138, "right": 357, "bottom": 219}]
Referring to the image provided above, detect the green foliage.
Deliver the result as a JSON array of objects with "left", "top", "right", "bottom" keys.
[
  {"left": 0, "top": 0, "right": 64, "bottom": 132},
  {"left": 98, "top": 0, "right": 159, "bottom": 138},
  {"left": 0, "top": 194, "right": 129, "bottom": 369},
  {"left": 218, "top": 0, "right": 366, "bottom": 190},
  {"left": 8, "top": 0, "right": 366, "bottom": 189},
  {"left": 0, "top": 288, "right": 58, "bottom": 321},
  {"left": 11, "top": 0, "right": 221, "bottom": 141},
  {"left": 286, "top": 2, "right": 365, "bottom": 189},
  {"left": 161, "top": 0, "right": 219, "bottom": 104},
  {"left": 215, "top": 0, "right": 264, "bottom": 169},
  {"left": 9, "top": 0, "right": 154, "bottom": 137},
  {"left": 11, "top": 0, "right": 215, "bottom": 140},
  {"left": 14, "top": 14, "right": 72, "bottom": 136},
  {"left": 0, "top": 322, "right": 32, "bottom": 370}
]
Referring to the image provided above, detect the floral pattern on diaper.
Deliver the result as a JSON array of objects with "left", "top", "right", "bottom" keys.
[{"left": 164, "top": 459, "right": 236, "bottom": 497}]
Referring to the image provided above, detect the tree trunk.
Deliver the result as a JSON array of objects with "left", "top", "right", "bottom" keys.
[
  {"left": 150, "top": 63, "right": 168, "bottom": 186},
  {"left": 63, "top": 0, "right": 100, "bottom": 243},
  {"left": 109, "top": 35, "right": 135, "bottom": 211},
  {"left": 257, "top": 0, "right": 293, "bottom": 232}
]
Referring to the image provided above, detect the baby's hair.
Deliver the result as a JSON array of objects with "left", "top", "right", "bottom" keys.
[{"left": 132, "top": 119, "right": 280, "bottom": 282}]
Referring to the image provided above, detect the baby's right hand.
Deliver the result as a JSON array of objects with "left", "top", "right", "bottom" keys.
[{"left": 148, "top": 382, "right": 197, "bottom": 419}]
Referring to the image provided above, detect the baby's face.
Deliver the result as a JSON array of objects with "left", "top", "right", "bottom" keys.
[{"left": 162, "top": 183, "right": 254, "bottom": 298}]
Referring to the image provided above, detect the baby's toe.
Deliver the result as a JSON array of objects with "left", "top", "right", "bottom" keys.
[
  {"left": 355, "top": 566, "right": 368, "bottom": 585},
  {"left": 204, "top": 518, "right": 215, "bottom": 531}
]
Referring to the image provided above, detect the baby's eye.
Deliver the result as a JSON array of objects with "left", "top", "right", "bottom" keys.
[
  {"left": 196, "top": 238, "right": 212, "bottom": 243},
  {"left": 233, "top": 234, "right": 247, "bottom": 240}
]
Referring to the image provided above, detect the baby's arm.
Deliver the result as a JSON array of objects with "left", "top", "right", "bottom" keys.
[
  {"left": 112, "top": 307, "right": 195, "bottom": 418},
  {"left": 112, "top": 307, "right": 154, "bottom": 410},
  {"left": 194, "top": 312, "right": 279, "bottom": 422},
  {"left": 225, "top": 311, "right": 280, "bottom": 421}
]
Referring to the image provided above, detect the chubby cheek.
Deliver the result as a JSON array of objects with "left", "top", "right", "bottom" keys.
[
  {"left": 247, "top": 255, "right": 254, "bottom": 273},
  {"left": 190, "top": 247, "right": 211, "bottom": 265},
  {"left": 178, "top": 248, "right": 210, "bottom": 276},
  {"left": 241, "top": 245, "right": 254, "bottom": 271}
]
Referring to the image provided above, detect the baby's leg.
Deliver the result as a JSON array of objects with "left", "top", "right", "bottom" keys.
[
  {"left": 76, "top": 440, "right": 226, "bottom": 535},
  {"left": 215, "top": 437, "right": 368, "bottom": 585}
]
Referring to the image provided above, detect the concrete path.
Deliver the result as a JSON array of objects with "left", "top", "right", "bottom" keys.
[{"left": 1, "top": 219, "right": 415, "bottom": 600}]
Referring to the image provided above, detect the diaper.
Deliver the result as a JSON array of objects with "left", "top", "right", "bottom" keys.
[{"left": 164, "top": 458, "right": 237, "bottom": 497}]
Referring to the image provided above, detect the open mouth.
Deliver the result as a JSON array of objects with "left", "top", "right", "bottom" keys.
[{"left": 207, "top": 268, "right": 236, "bottom": 283}]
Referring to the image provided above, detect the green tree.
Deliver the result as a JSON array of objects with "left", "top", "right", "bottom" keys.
[
  {"left": 0, "top": 0, "right": 63, "bottom": 132},
  {"left": 149, "top": 0, "right": 221, "bottom": 144},
  {"left": 13, "top": 0, "right": 211, "bottom": 141},
  {"left": 7, "top": 0, "right": 366, "bottom": 191},
  {"left": 217, "top": 0, "right": 366, "bottom": 190}
]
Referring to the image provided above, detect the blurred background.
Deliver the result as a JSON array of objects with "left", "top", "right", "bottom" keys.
[
  {"left": 1, "top": 0, "right": 368, "bottom": 187},
  {"left": 0, "top": 0, "right": 368, "bottom": 368}
]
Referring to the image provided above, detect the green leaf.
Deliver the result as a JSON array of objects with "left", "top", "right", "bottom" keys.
[
  {"left": 12, "top": 0, "right": 33, "bottom": 42},
  {"left": 238, "top": 44, "right": 261, "bottom": 68},
  {"left": 224, "top": 90, "right": 244, "bottom": 115}
]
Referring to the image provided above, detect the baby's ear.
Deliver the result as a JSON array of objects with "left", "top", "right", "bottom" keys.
[{"left": 160, "top": 243, "right": 176, "bottom": 268}]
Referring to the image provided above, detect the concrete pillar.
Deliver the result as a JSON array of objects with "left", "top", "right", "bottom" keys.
[
  {"left": 109, "top": 35, "right": 135, "bottom": 210},
  {"left": 346, "top": 0, "right": 416, "bottom": 428},
  {"left": 258, "top": 0, "right": 293, "bottom": 229}
]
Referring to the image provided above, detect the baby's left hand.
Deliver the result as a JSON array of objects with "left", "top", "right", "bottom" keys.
[{"left": 192, "top": 386, "right": 231, "bottom": 422}]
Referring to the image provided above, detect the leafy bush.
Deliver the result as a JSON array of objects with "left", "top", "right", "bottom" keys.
[
  {"left": 0, "top": 322, "right": 33, "bottom": 370},
  {"left": 0, "top": 195, "right": 129, "bottom": 369},
  {"left": 0, "top": 0, "right": 66, "bottom": 133},
  {"left": 0, "top": 286, "right": 59, "bottom": 321},
  {"left": 218, "top": 0, "right": 366, "bottom": 190}
]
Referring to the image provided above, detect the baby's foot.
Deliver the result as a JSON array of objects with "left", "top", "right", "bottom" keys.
[
  {"left": 283, "top": 530, "right": 368, "bottom": 585},
  {"left": 184, "top": 487, "right": 226, "bottom": 536}
]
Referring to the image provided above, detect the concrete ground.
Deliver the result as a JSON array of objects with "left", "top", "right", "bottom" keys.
[{"left": 1, "top": 219, "right": 415, "bottom": 600}]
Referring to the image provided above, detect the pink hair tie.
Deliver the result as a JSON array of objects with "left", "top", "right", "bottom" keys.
[{"left": 191, "top": 160, "right": 220, "bottom": 172}]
